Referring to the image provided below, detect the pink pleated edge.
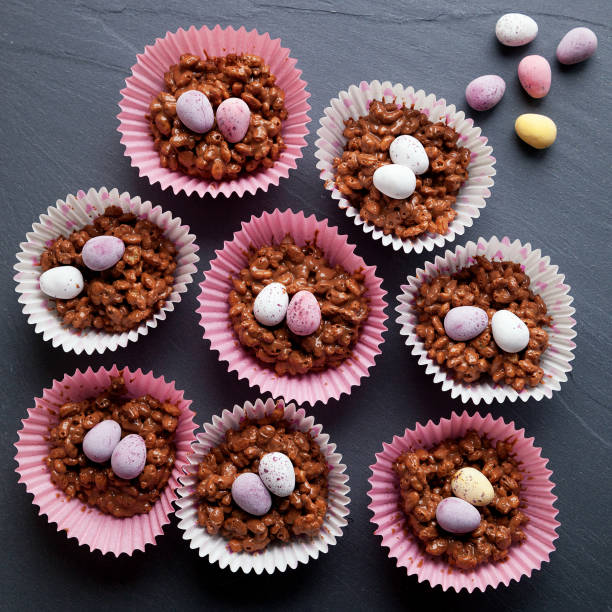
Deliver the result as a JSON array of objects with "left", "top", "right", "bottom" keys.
[
  {"left": 195, "top": 208, "right": 388, "bottom": 406},
  {"left": 367, "top": 411, "right": 559, "bottom": 592},
  {"left": 117, "top": 24, "right": 311, "bottom": 199},
  {"left": 14, "top": 365, "right": 197, "bottom": 557}
]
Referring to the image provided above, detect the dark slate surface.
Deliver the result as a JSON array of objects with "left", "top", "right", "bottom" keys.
[{"left": 1, "top": 1, "right": 610, "bottom": 610}]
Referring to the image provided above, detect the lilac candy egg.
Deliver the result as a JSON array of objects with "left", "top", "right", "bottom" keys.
[
  {"left": 465, "top": 75, "right": 506, "bottom": 111},
  {"left": 518, "top": 55, "right": 551, "bottom": 99},
  {"left": 443, "top": 306, "right": 489, "bottom": 341},
  {"left": 436, "top": 497, "right": 482, "bottom": 534},
  {"left": 39, "top": 265, "right": 84, "bottom": 299},
  {"left": 216, "top": 97, "right": 251, "bottom": 143},
  {"left": 556, "top": 27, "right": 598, "bottom": 65},
  {"left": 253, "top": 282, "right": 289, "bottom": 327},
  {"left": 82, "top": 419, "right": 121, "bottom": 463},
  {"left": 231, "top": 472, "right": 272, "bottom": 516},
  {"left": 258, "top": 452, "right": 296, "bottom": 497},
  {"left": 176, "top": 90, "right": 214, "bottom": 133},
  {"left": 286, "top": 290, "right": 321, "bottom": 336},
  {"left": 111, "top": 434, "right": 147, "bottom": 480},
  {"left": 81, "top": 235, "right": 125, "bottom": 271}
]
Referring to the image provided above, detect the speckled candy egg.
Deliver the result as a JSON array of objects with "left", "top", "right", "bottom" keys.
[
  {"left": 436, "top": 496, "right": 482, "bottom": 534},
  {"left": 253, "top": 282, "right": 289, "bottom": 327},
  {"left": 286, "top": 290, "right": 321, "bottom": 336},
  {"left": 495, "top": 13, "right": 538, "bottom": 47},
  {"left": 82, "top": 419, "right": 122, "bottom": 463},
  {"left": 373, "top": 164, "right": 416, "bottom": 199},
  {"left": 389, "top": 135, "right": 429, "bottom": 174},
  {"left": 231, "top": 472, "right": 272, "bottom": 516},
  {"left": 443, "top": 306, "right": 489, "bottom": 341},
  {"left": 111, "top": 434, "right": 147, "bottom": 480},
  {"left": 258, "top": 452, "right": 296, "bottom": 497},
  {"left": 40, "top": 265, "right": 84, "bottom": 299},
  {"left": 81, "top": 235, "right": 125, "bottom": 271},
  {"left": 515, "top": 114, "right": 557, "bottom": 149},
  {"left": 556, "top": 27, "right": 598, "bottom": 65},
  {"left": 216, "top": 97, "right": 251, "bottom": 143},
  {"left": 518, "top": 55, "right": 551, "bottom": 99},
  {"left": 465, "top": 75, "right": 506, "bottom": 111},
  {"left": 176, "top": 90, "right": 214, "bottom": 134},
  {"left": 451, "top": 467, "right": 495, "bottom": 507},
  {"left": 491, "top": 310, "right": 530, "bottom": 353}
]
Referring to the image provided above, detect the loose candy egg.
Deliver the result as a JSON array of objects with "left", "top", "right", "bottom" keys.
[
  {"left": 231, "top": 472, "right": 272, "bottom": 516},
  {"left": 40, "top": 266, "right": 84, "bottom": 299},
  {"left": 495, "top": 13, "right": 538, "bottom": 47},
  {"left": 82, "top": 419, "right": 122, "bottom": 463},
  {"left": 176, "top": 90, "right": 215, "bottom": 134},
  {"left": 81, "top": 235, "right": 125, "bottom": 271},
  {"left": 389, "top": 135, "right": 429, "bottom": 174},
  {"left": 111, "top": 434, "right": 147, "bottom": 480},
  {"left": 491, "top": 310, "right": 530, "bottom": 353},
  {"left": 443, "top": 306, "right": 489, "bottom": 341},
  {"left": 253, "top": 282, "right": 289, "bottom": 327},
  {"left": 436, "top": 497, "right": 482, "bottom": 534},
  {"left": 518, "top": 55, "right": 551, "bottom": 98},
  {"left": 451, "top": 467, "right": 495, "bottom": 507},
  {"left": 216, "top": 97, "right": 251, "bottom": 143},
  {"left": 515, "top": 114, "right": 557, "bottom": 149},
  {"left": 373, "top": 164, "right": 416, "bottom": 199},
  {"left": 286, "top": 290, "right": 321, "bottom": 336},
  {"left": 258, "top": 452, "right": 296, "bottom": 497},
  {"left": 465, "top": 75, "right": 506, "bottom": 111},
  {"left": 556, "top": 27, "right": 598, "bottom": 65}
]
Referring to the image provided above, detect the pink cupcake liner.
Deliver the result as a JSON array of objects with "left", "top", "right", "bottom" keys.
[
  {"left": 396, "top": 236, "right": 576, "bottom": 404},
  {"left": 175, "top": 397, "right": 350, "bottom": 574},
  {"left": 368, "top": 411, "right": 559, "bottom": 592},
  {"left": 196, "top": 208, "right": 388, "bottom": 406},
  {"left": 14, "top": 365, "right": 197, "bottom": 556},
  {"left": 117, "top": 24, "right": 311, "bottom": 198}
]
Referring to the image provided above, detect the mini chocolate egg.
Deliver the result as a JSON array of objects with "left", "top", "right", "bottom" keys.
[
  {"left": 286, "top": 290, "right": 321, "bottom": 336},
  {"left": 556, "top": 27, "right": 598, "bottom": 65},
  {"left": 81, "top": 235, "right": 125, "bottom": 271},
  {"left": 515, "top": 113, "right": 557, "bottom": 149},
  {"left": 231, "top": 472, "right": 272, "bottom": 516},
  {"left": 465, "top": 75, "right": 506, "bottom": 111},
  {"left": 216, "top": 97, "right": 251, "bottom": 143},
  {"left": 518, "top": 55, "right": 551, "bottom": 99},
  {"left": 491, "top": 309, "right": 530, "bottom": 353},
  {"left": 451, "top": 467, "right": 495, "bottom": 507},
  {"left": 389, "top": 135, "right": 429, "bottom": 174},
  {"left": 82, "top": 419, "right": 122, "bottom": 463},
  {"left": 373, "top": 164, "right": 416, "bottom": 199},
  {"left": 258, "top": 452, "right": 296, "bottom": 497},
  {"left": 253, "top": 282, "right": 289, "bottom": 327},
  {"left": 111, "top": 434, "right": 146, "bottom": 480},
  {"left": 444, "top": 306, "right": 489, "bottom": 341},
  {"left": 40, "top": 266, "right": 84, "bottom": 299},
  {"left": 436, "top": 497, "right": 482, "bottom": 534},
  {"left": 176, "top": 90, "right": 214, "bottom": 134},
  {"left": 495, "top": 13, "right": 538, "bottom": 47}
]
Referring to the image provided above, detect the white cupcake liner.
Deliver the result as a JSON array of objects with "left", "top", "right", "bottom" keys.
[
  {"left": 175, "top": 397, "right": 350, "bottom": 574},
  {"left": 14, "top": 187, "right": 199, "bottom": 354},
  {"left": 396, "top": 236, "right": 576, "bottom": 403},
  {"left": 315, "top": 80, "right": 496, "bottom": 254}
]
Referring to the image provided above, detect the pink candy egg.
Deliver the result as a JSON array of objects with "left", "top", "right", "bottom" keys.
[
  {"left": 82, "top": 419, "right": 121, "bottom": 463},
  {"left": 176, "top": 90, "right": 214, "bottom": 133},
  {"left": 111, "top": 434, "right": 147, "bottom": 480},
  {"left": 436, "top": 497, "right": 482, "bottom": 534},
  {"left": 231, "top": 472, "right": 272, "bottom": 516},
  {"left": 443, "top": 306, "right": 489, "bottom": 341},
  {"left": 518, "top": 55, "right": 551, "bottom": 98},
  {"left": 253, "top": 282, "right": 289, "bottom": 327},
  {"left": 81, "top": 235, "right": 125, "bottom": 271},
  {"left": 465, "top": 75, "right": 506, "bottom": 111},
  {"left": 258, "top": 452, "right": 295, "bottom": 497},
  {"left": 215, "top": 97, "right": 251, "bottom": 143},
  {"left": 286, "top": 290, "right": 321, "bottom": 336}
]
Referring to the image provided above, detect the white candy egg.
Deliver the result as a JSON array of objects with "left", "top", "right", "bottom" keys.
[
  {"left": 491, "top": 310, "right": 530, "bottom": 353},
  {"left": 389, "top": 135, "right": 429, "bottom": 174},
  {"left": 373, "top": 164, "right": 416, "bottom": 199},
  {"left": 40, "top": 266, "right": 84, "bottom": 299},
  {"left": 253, "top": 282, "right": 289, "bottom": 327},
  {"left": 258, "top": 452, "right": 295, "bottom": 497},
  {"left": 495, "top": 13, "right": 538, "bottom": 47}
]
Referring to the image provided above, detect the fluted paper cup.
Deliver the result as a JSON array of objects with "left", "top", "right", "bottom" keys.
[
  {"left": 14, "top": 187, "right": 199, "bottom": 354},
  {"left": 197, "top": 208, "right": 387, "bottom": 405},
  {"left": 175, "top": 397, "right": 350, "bottom": 573},
  {"left": 368, "top": 411, "right": 559, "bottom": 592},
  {"left": 315, "top": 80, "right": 496, "bottom": 254},
  {"left": 117, "top": 24, "right": 310, "bottom": 198},
  {"left": 14, "top": 365, "right": 197, "bottom": 556},
  {"left": 396, "top": 236, "right": 576, "bottom": 403}
]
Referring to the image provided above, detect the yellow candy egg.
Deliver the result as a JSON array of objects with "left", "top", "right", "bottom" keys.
[
  {"left": 515, "top": 113, "right": 557, "bottom": 149},
  {"left": 451, "top": 467, "right": 495, "bottom": 506}
]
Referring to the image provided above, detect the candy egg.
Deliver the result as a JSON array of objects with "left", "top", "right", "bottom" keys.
[
  {"left": 253, "top": 282, "right": 289, "bottom": 327},
  {"left": 81, "top": 235, "right": 125, "bottom": 271},
  {"left": 82, "top": 419, "right": 122, "bottom": 463},
  {"left": 40, "top": 266, "right": 84, "bottom": 299},
  {"left": 373, "top": 164, "right": 416, "bottom": 199},
  {"left": 451, "top": 467, "right": 495, "bottom": 507},
  {"left": 444, "top": 306, "right": 489, "bottom": 341},
  {"left": 556, "top": 27, "right": 598, "bottom": 65},
  {"left": 111, "top": 434, "right": 146, "bottom": 480},
  {"left": 216, "top": 97, "right": 251, "bottom": 143},
  {"left": 491, "top": 310, "right": 530, "bottom": 353},
  {"left": 231, "top": 472, "right": 272, "bottom": 516},
  {"left": 465, "top": 75, "right": 506, "bottom": 111},
  {"left": 495, "top": 13, "right": 538, "bottom": 47},
  {"left": 258, "top": 452, "right": 296, "bottom": 497},
  {"left": 518, "top": 55, "right": 551, "bottom": 99},
  {"left": 389, "top": 135, "right": 429, "bottom": 174},
  {"left": 176, "top": 90, "right": 214, "bottom": 134},
  {"left": 286, "top": 290, "right": 321, "bottom": 336},
  {"left": 436, "top": 497, "right": 482, "bottom": 534},
  {"left": 515, "top": 114, "right": 557, "bottom": 149}
]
